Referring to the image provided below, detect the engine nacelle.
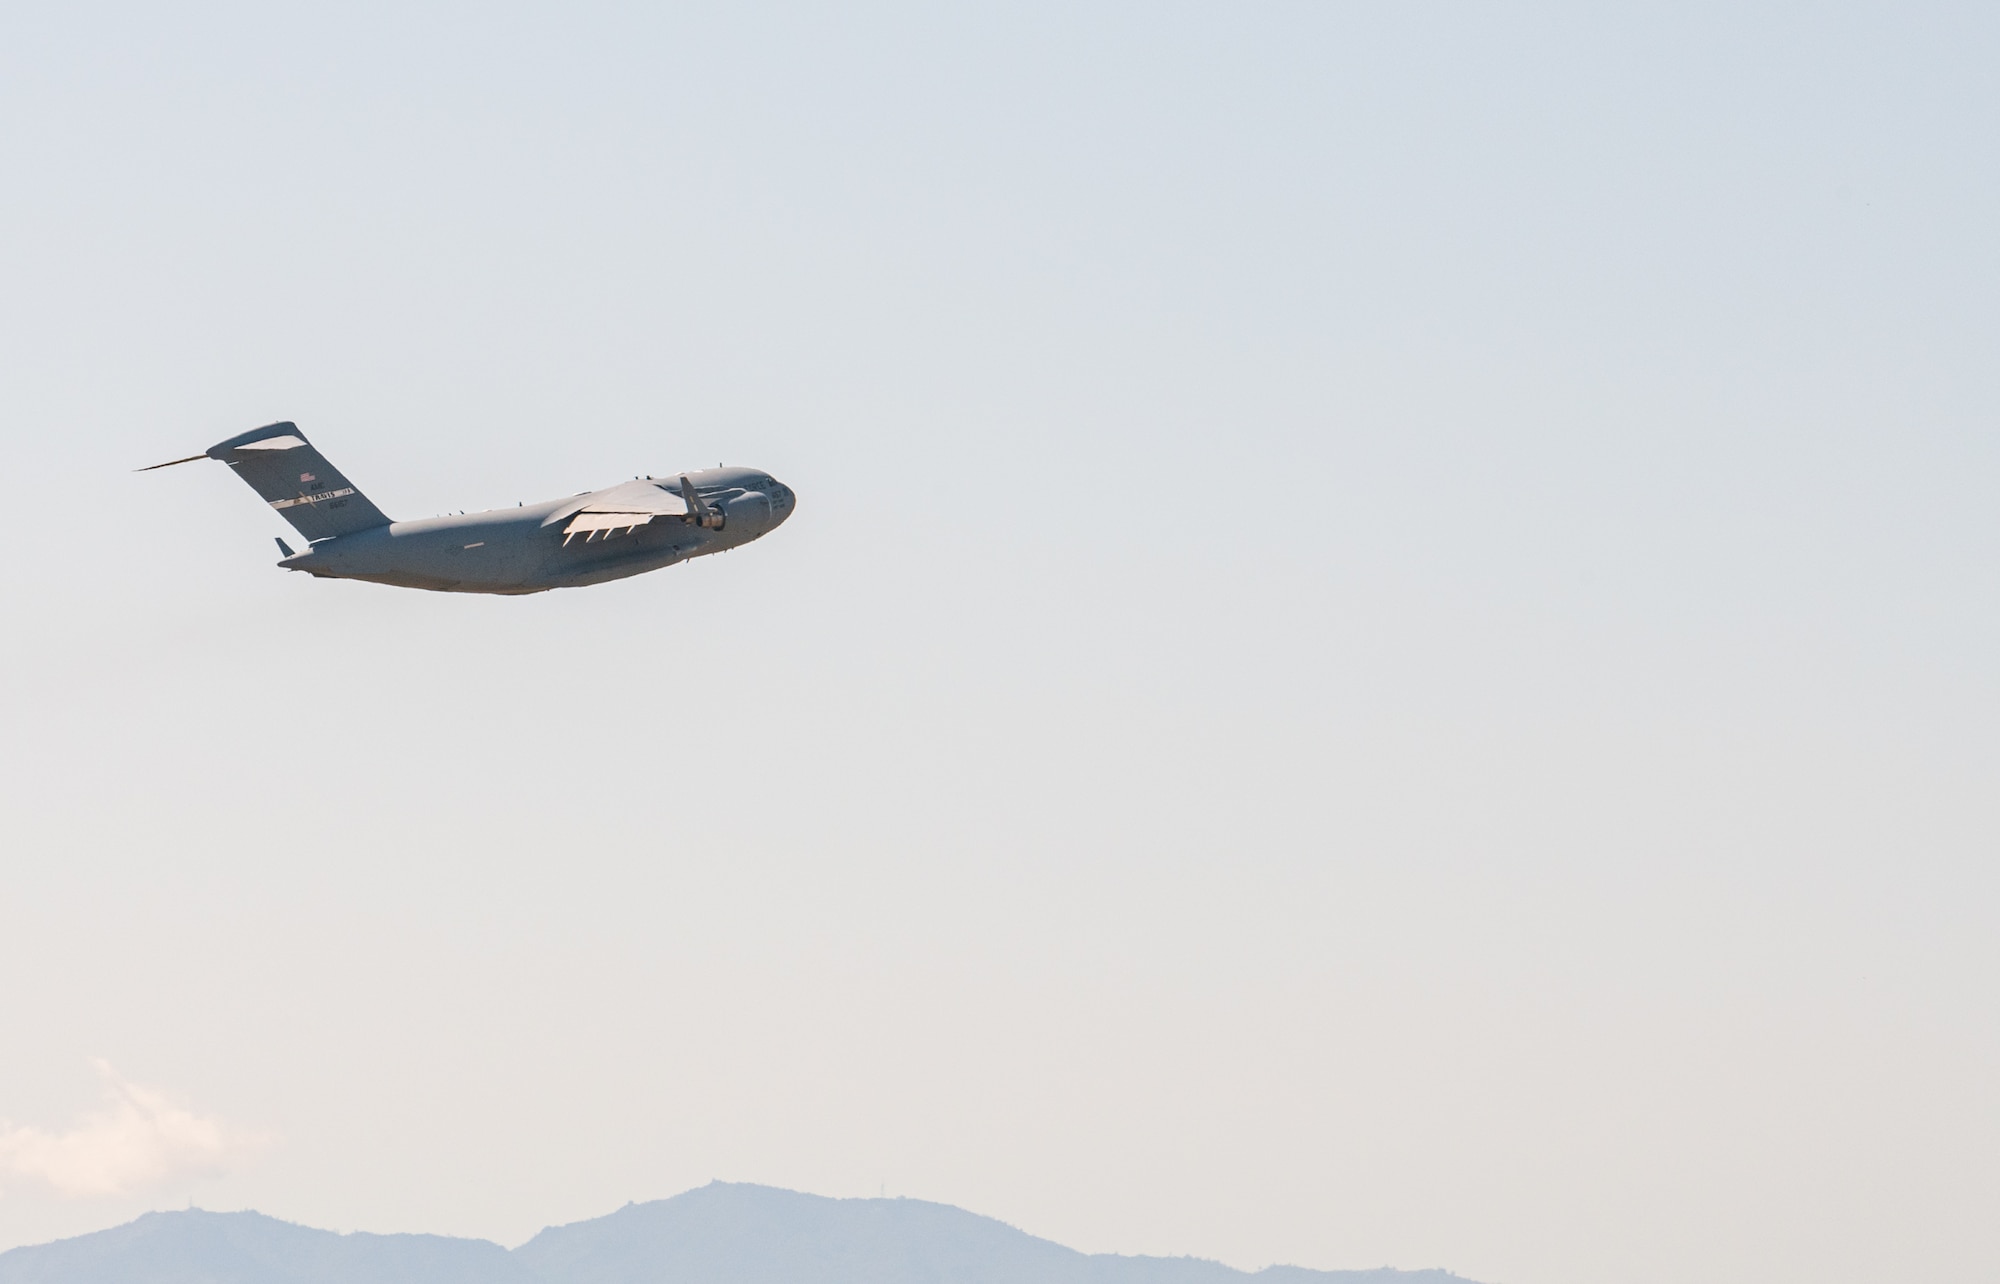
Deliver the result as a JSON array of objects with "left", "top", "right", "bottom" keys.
[{"left": 723, "top": 491, "right": 772, "bottom": 531}]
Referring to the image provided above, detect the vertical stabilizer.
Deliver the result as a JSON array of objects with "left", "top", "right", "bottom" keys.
[{"left": 206, "top": 422, "right": 393, "bottom": 541}]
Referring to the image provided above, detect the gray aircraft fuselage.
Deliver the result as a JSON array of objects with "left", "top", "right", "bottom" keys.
[
  {"left": 146, "top": 421, "right": 795, "bottom": 595},
  {"left": 291, "top": 466, "right": 794, "bottom": 594}
]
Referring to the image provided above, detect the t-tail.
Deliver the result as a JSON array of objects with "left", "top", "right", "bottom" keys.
[{"left": 142, "top": 421, "right": 393, "bottom": 541}]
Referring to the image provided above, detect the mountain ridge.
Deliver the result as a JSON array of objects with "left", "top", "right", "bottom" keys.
[{"left": 0, "top": 1182, "right": 1485, "bottom": 1284}]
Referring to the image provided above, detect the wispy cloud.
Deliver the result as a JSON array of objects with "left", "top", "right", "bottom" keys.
[{"left": 0, "top": 1061, "right": 273, "bottom": 1197}]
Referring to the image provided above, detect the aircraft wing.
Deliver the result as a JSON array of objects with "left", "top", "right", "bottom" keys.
[{"left": 558, "top": 480, "right": 690, "bottom": 544}]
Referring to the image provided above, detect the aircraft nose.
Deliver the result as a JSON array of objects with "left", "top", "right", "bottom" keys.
[{"left": 770, "top": 481, "right": 796, "bottom": 524}]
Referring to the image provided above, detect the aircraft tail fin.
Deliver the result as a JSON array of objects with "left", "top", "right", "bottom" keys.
[{"left": 204, "top": 422, "right": 393, "bottom": 541}]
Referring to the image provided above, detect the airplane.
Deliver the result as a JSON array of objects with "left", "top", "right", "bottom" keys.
[{"left": 142, "top": 421, "right": 795, "bottom": 594}]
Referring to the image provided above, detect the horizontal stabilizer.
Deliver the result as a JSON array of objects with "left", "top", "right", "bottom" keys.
[{"left": 136, "top": 453, "right": 209, "bottom": 472}]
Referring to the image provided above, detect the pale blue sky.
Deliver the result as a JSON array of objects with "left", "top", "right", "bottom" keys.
[{"left": 2, "top": 5, "right": 1997, "bottom": 1283}]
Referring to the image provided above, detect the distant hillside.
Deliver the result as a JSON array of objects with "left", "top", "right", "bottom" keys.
[
  {"left": 0, "top": 1182, "right": 1484, "bottom": 1284},
  {"left": 0, "top": 1208, "right": 526, "bottom": 1284}
]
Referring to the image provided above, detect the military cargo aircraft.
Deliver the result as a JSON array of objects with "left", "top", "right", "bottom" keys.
[{"left": 143, "top": 421, "right": 795, "bottom": 594}]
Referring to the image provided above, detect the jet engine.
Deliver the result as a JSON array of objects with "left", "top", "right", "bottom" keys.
[{"left": 723, "top": 491, "right": 772, "bottom": 529}]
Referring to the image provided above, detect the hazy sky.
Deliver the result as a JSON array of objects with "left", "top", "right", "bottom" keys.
[{"left": 2, "top": 4, "right": 1997, "bottom": 1283}]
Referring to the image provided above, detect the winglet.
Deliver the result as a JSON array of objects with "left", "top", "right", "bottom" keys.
[{"left": 275, "top": 537, "right": 296, "bottom": 558}]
